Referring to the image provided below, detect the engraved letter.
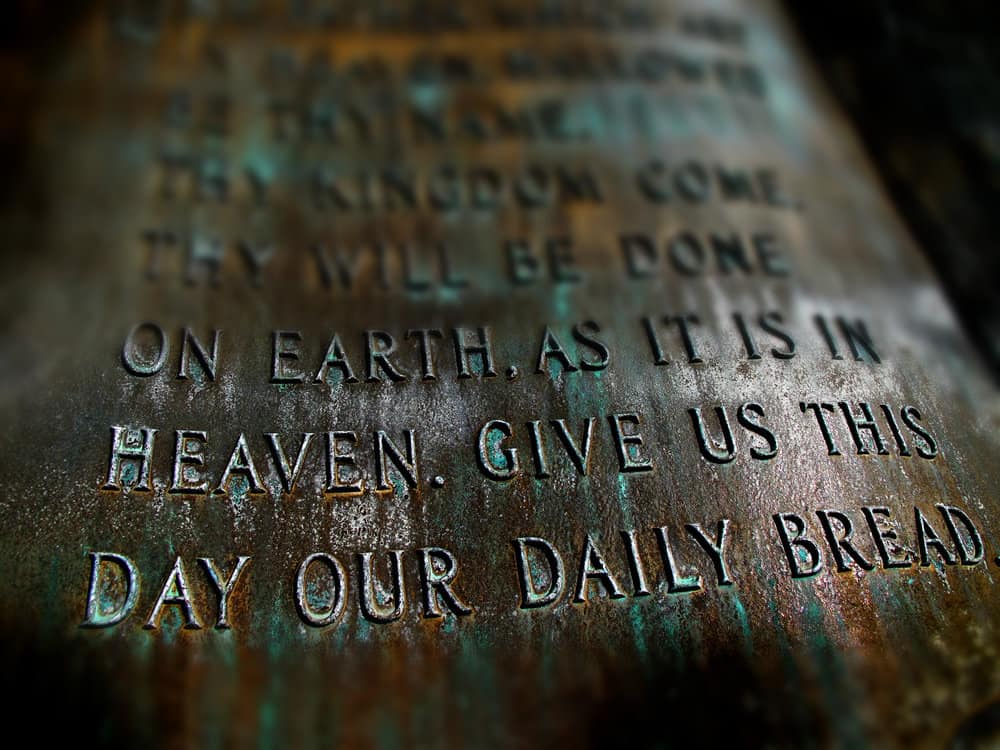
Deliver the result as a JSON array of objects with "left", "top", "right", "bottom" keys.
[
  {"left": 654, "top": 526, "right": 702, "bottom": 593},
  {"left": 358, "top": 550, "right": 406, "bottom": 623},
  {"left": 325, "top": 431, "right": 363, "bottom": 495},
  {"left": 238, "top": 241, "right": 275, "bottom": 287},
  {"left": 915, "top": 507, "right": 956, "bottom": 566},
  {"left": 271, "top": 330, "right": 305, "bottom": 383},
  {"left": 686, "top": 520, "right": 734, "bottom": 586},
  {"left": 314, "top": 334, "right": 359, "bottom": 384},
  {"left": 535, "top": 326, "right": 579, "bottom": 375},
  {"left": 82, "top": 552, "right": 140, "bottom": 628},
  {"left": 365, "top": 330, "right": 408, "bottom": 382},
  {"left": 689, "top": 406, "right": 736, "bottom": 464},
  {"left": 937, "top": 505, "right": 984, "bottom": 566},
  {"left": 800, "top": 402, "right": 841, "bottom": 455},
  {"left": 477, "top": 420, "right": 519, "bottom": 480},
  {"left": 406, "top": 329, "right": 443, "bottom": 380},
  {"left": 737, "top": 402, "right": 778, "bottom": 460},
  {"left": 122, "top": 322, "right": 168, "bottom": 376},
  {"left": 551, "top": 418, "right": 595, "bottom": 475},
  {"left": 572, "top": 321, "right": 610, "bottom": 370},
  {"left": 104, "top": 425, "right": 157, "bottom": 492},
  {"left": 837, "top": 402, "right": 889, "bottom": 455},
  {"left": 513, "top": 537, "right": 565, "bottom": 608},
  {"left": 198, "top": 556, "right": 251, "bottom": 629},
  {"left": 453, "top": 327, "right": 497, "bottom": 378},
  {"left": 573, "top": 535, "right": 626, "bottom": 603},
  {"left": 170, "top": 429, "right": 209, "bottom": 494},
  {"left": 773, "top": 513, "right": 823, "bottom": 578},
  {"left": 295, "top": 553, "right": 347, "bottom": 627},
  {"left": 145, "top": 557, "right": 202, "bottom": 630},
  {"left": 418, "top": 547, "right": 473, "bottom": 618},
  {"left": 817, "top": 510, "right": 875, "bottom": 572},
  {"left": 374, "top": 430, "right": 418, "bottom": 492},
  {"left": 901, "top": 406, "right": 938, "bottom": 458},
  {"left": 620, "top": 234, "right": 656, "bottom": 278},
  {"left": 861, "top": 506, "right": 912, "bottom": 568},
  {"left": 608, "top": 413, "right": 653, "bottom": 473},
  {"left": 213, "top": 433, "right": 266, "bottom": 495},
  {"left": 177, "top": 327, "right": 221, "bottom": 381},
  {"left": 621, "top": 530, "right": 651, "bottom": 597},
  {"left": 266, "top": 433, "right": 314, "bottom": 493}
]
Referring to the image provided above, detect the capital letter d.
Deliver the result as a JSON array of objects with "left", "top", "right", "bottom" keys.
[
  {"left": 82, "top": 551, "right": 140, "bottom": 628},
  {"left": 513, "top": 537, "right": 565, "bottom": 608}
]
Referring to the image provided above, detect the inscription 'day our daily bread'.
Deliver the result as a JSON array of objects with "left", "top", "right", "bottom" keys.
[{"left": 82, "top": 502, "right": 992, "bottom": 631}]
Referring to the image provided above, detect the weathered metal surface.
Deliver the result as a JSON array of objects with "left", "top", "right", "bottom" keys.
[{"left": 0, "top": 1, "right": 997, "bottom": 747}]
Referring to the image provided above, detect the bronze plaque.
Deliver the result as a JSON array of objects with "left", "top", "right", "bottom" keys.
[{"left": 0, "top": 0, "right": 997, "bottom": 746}]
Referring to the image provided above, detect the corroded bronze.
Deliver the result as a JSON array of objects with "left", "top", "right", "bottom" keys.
[{"left": 0, "top": 1, "right": 998, "bottom": 746}]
